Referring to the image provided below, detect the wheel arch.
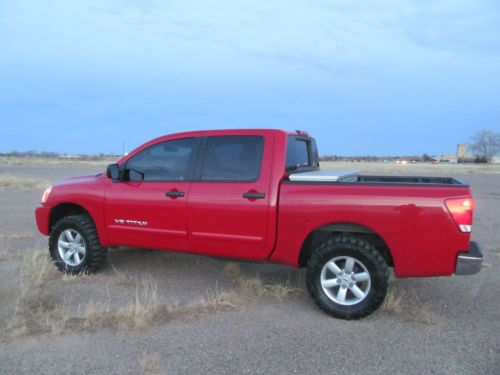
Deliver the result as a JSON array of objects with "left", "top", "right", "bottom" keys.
[
  {"left": 298, "top": 222, "right": 394, "bottom": 268},
  {"left": 49, "top": 203, "right": 92, "bottom": 233}
]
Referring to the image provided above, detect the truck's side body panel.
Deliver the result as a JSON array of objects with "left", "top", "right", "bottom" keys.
[
  {"left": 36, "top": 128, "right": 475, "bottom": 279},
  {"left": 271, "top": 182, "right": 471, "bottom": 276}
]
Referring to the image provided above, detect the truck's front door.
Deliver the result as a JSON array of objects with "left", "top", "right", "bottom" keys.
[
  {"left": 187, "top": 133, "right": 274, "bottom": 259},
  {"left": 105, "top": 137, "right": 200, "bottom": 251}
]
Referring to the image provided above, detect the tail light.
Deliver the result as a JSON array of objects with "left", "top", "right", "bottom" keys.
[{"left": 445, "top": 197, "right": 474, "bottom": 233}]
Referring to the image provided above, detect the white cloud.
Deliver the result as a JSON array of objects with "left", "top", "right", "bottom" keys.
[{"left": 80, "top": 0, "right": 500, "bottom": 78}]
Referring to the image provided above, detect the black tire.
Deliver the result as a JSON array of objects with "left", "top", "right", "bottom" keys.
[
  {"left": 306, "top": 235, "right": 388, "bottom": 319},
  {"left": 49, "top": 214, "right": 107, "bottom": 274}
]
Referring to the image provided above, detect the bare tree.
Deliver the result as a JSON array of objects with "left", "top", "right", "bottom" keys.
[{"left": 469, "top": 130, "right": 500, "bottom": 162}]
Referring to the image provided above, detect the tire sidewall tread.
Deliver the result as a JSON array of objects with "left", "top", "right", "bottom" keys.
[
  {"left": 306, "top": 235, "right": 389, "bottom": 319},
  {"left": 49, "top": 214, "right": 107, "bottom": 274}
]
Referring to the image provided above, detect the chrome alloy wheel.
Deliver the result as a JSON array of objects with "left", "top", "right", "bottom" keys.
[
  {"left": 320, "top": 256, "right": 371, "bottom": 306},
  {"left": 57, "top": 229, "right": 86, "bottom": 267}
]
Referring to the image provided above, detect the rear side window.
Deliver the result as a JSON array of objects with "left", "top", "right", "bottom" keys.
[
  {"left": 126, "top": 138, "right": 199, "bottom": 181},
  {"left": 201, "top": 136, "right": 264, "bottom": 181},
  {"left": 286, "top": 136, "right": 319, "bottom": 172}
]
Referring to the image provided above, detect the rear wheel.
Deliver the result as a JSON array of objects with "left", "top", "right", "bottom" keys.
[
  {"left": 306, "top": 235, "right": 388, "bottom": 319},
  {"left": 49, "top": 214, "right": 107, "bottom": 274}
]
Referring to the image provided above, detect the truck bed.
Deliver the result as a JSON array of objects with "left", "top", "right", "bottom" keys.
[
  {"left": 356, "top": 175, "right": 466, "bottom": 185},
  {"left": 287, "top": 170, "right": 467, "bottom": 186},
  {"left": 273, "top": 177, "right": 471, "bottom": 276}
]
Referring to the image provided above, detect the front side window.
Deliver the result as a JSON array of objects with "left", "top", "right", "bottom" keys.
[
  {"left": 126, "top": 138, "right": 199, "bottom": 181},
  {"left": 201, "top": 136, "right": 264, "bottom": 181}
]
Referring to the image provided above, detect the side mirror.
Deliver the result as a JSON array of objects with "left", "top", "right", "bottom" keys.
[{"left": 106, "top": 164, "right": 121, "bottom": 181}]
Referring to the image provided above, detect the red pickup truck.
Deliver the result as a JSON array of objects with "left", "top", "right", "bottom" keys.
[{"left": 35, "top": 129, "right": 482, "bottom": 319}]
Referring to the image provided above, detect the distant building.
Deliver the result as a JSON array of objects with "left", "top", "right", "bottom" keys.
[
  {"left": 441, "top": 144, "right": 474, "bottom": 163},
  {"left": 440, "top": 154, "right": 458, "bottom": 163},
  {"left": 492, "top": 156, "right": 500, "bottom": 164},
  {"left": 457, "top": 144, "right": 469, "bottom": 158}
]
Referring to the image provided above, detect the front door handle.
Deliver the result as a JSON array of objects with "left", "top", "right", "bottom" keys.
[
  {"left": 166, "top": 191, "right": 185, "bottom": 198},
  {"left": 242, "top": 192, "right": 265, "bottom": 199}
]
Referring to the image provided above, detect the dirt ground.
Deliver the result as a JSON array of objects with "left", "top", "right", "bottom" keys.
[{"left": 0, "top": 162, "right": 499, "bottom": 374}]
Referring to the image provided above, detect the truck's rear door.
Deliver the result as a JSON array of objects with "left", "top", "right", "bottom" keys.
[{"left": 187, "top": 132, "right": 274, "bottom": 259}]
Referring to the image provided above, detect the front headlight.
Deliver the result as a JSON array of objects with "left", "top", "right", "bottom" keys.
[{"left": 41, "top": 186, "right": 52, "bottom": 203}]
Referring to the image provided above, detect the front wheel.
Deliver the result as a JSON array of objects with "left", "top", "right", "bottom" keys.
[
  {"left": 306, "top": 235, "right": 389, "bottom": 319},
  {"left": 49, "top": 214, "right": 107, "bottom": 274}
]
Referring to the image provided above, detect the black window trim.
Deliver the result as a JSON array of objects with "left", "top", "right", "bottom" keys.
[
  {"left": 122, "top": 137, "right": 202, "bottom": 182},
  {"left": 193, "top": 135, "right": 265, "bottom": 183}
]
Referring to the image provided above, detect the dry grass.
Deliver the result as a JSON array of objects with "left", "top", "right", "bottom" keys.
[
  {"left": 202, "top": 282, "right": 243, "bottom": 309},
  {"left": 50, "top": 309, "right": 70, "bottom": 336},
  {"left": 61, "top": 269, "right": 135, "bottom": 288},
  {"left": 1, "top": 251, "right": 167, "bottom": 338},
  {"left": 61, "top": 272, "right": 94, "bottom": 282},
  {"left": 0, "top": 156, "right": 115, "bottom": 168},
  {"left": 75, "top": 275, "right": 302, "bottom": 334},
  {"left": 0, "top": 174, "right": 49, "bottom": 190},
  {"left": 139, "top": 352, "right": 161, "bottom": 374},
  {"left": 380, "top": 283, "right": 442, "bottom": 326},
  {"left": 81, "top": 277, "right": 162, "bottom": 331},
  {"left": 237, "top": 277, "right": 268, "bottom": 298},
  {"left": 3, "top": 249, "right": 61, "bottom": 338},
  {"left": 78, "top": 280, "right": 240, "bottom": 333},
  {"left": 1, "top": 252, "right": 303, "bottom": 339},
  {"left": 118, "top": 277, "right": 161, "bottom": 330},
  {"left": 266, "top": 282, "right": 304, "bottom": 301},
  {"left": 0, "top": 232, "right": 34, "bottom": 241},
  {"left": 404, "top": 291, "right": 442, "bottom": 326},
  {"left": 380, "top": 287, "right": 403, "bottom": 314},
  {"left": 6, "top": 325, "right": 29, "bottom": 339},
  {"left": 83, "top": 300, "right": 111, "bottom": 328},
  {"left": 108, "top": 258, "right": 137, "bottom": 287},
  {"left": 19, "top": 250, "right": 57, "bottom": 293},
  {"left": 408, "top": 304, "right": 441, "bottom": 326},
  {"left": 237, "top": 276, "right": 303, "bottom": 301},
  {"left": 0, "top": 250, "right": 10, "bottom": 262}
]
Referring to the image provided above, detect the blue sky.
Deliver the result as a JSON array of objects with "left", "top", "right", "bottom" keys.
[{"left": 1, "top": 0, "right": 499, "bottom": 156}]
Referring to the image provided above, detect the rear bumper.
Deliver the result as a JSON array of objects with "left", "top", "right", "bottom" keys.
[
  {"left": 455, "top": 241, "right": 483, "bottom": 275},
  {"left": 35, "top": 205, "right": 50, "bottom": 235}
]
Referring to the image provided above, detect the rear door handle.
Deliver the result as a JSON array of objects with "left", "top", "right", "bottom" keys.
[
  {"left": 242, "top": 192, "right": 265, "bottom": 199},
  {"left": 166, "top": 191, "right": 185, "bottom": 197}
]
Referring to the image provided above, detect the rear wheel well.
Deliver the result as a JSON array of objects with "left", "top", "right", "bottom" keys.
[
  {"left": 298, "top": 223, "right": 393, "bottom": 268},
  {"left": 49, "top": 203, "right": 90, "bottom": 233}
]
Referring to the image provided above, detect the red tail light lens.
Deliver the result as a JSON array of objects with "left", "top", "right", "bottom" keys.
[{"left": 445, "top": 197, "right": 474, "bottom": 233}]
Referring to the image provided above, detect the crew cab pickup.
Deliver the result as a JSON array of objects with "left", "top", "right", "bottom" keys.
[{"left": 35, "top": 129, "right": 483, "bottom": 319}]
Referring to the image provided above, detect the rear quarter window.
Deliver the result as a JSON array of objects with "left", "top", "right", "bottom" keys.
[{"left": 286, "top": 135, "right": 319, "bottom": 172}]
